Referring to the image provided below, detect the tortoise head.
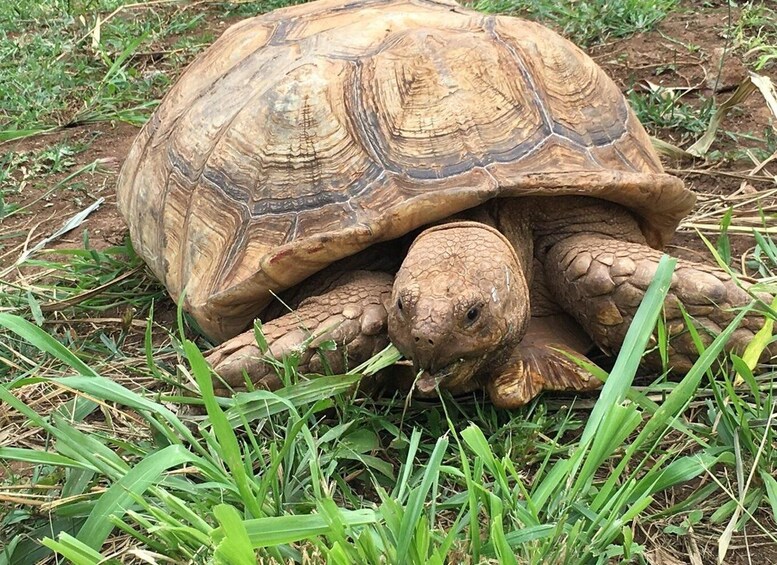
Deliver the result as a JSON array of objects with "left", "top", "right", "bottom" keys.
[{"left": 387, "top": 221, "right": 530, "bottom": 394}]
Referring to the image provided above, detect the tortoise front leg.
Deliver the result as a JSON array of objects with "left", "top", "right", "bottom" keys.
[
  {"left": 486, "top": 313, "right": 601, "bottom": 408},
  {"left": 206, "top": 270, "right": 394, "bottom": 396},
  {"left": 543, "top": 234, "right": 772, "bottom": 371}
]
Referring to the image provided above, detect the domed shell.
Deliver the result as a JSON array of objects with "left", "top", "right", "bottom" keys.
[{"left": 117, "top": 0, "right": 694, "bottom": 341}]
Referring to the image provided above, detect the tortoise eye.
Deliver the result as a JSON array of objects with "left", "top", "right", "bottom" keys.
[
  {"left": 397, "top": 298, "right": 404, "bottom": 312},
  {"left": 466, "top": 306, "right": 480, "bottom": 323}
]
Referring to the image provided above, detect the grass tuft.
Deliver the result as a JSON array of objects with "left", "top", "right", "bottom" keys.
[{"left": 471, "top": 0, "right": 679, "bottom": 46}]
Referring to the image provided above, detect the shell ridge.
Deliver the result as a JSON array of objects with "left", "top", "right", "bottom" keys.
[{"left": 212, "top": 210, "right": 252, "bottom": 292}]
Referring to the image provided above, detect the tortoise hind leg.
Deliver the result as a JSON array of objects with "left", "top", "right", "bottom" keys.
[
  {"left": 206, "top": 270, "right": 394, "bottom": 396},
  {"left": 486, "top": 313, "right": 602, "bottom": 408},
  {"left": 543, "top": 234, "right": 772, "bottom": 371}
]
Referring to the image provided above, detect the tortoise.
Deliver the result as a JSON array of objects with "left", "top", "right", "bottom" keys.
[{"left": 116, "top": 0, "right": 770, "bottom": 407}]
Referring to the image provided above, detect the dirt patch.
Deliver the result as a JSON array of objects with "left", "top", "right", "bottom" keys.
[
  {"left": 588, "top": 0, "right": 776, "bottom": 266},
  {"left": 591, "top": 2, "right": 774, "bottom": 145},
  {"left": 1, "top": 122, "right": 136, "bottom": 267}
]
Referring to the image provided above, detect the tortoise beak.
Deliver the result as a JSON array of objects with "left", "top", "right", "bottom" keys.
[
  {"left": 415, "top": 371, "right": 440, "bottom": 393},
  {"left": 411, "top": 360, "right": 441, "bottom": 393}
]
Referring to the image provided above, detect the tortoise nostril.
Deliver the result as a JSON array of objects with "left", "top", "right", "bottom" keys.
[{"left": 412, "top": 335, "right": 435, "bottom": 346}]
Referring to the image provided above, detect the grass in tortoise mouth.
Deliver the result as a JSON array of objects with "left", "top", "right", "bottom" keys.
[
  {"left": 413, "top": 357, "right": 483, "bottom": 393},
  {"left": 414, "top": 369, "right": 444, "bottom": 394}
]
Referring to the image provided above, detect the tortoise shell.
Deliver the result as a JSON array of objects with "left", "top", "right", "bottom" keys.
[{"left": 116, "top": 0, "right": 694, "bottom": 341}]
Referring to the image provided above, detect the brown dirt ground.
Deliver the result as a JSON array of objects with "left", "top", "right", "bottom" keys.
[
  {"left": 1, "top": 123, "right": 134, "bottom": 253},
  {"left": 2, "top": 1, "right": 776, "bottom": 563},
  {"left": 590, "top": 1, "right": 777, "bottom": 267}
]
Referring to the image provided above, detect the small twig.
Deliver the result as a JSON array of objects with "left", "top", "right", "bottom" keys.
[
  {"left": 0, "top": 493, "right": 48, "bottom": 507},
  {"left": 42, "top": 317, "right": 149, "bottom": 329},
  {"left": 683, "top": 222, "right": 777, "bottom": 234}
]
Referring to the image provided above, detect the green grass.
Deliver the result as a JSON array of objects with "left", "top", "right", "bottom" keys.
[
  {"left": 732, "top": 1, "right": 777, "bottom": 71},
  {"left": 628, "top": 86, "right": 714, "bottom": 145},
  {"left": 1, "top": 256, "right": 775, "bottom": 563},
  {"left": 3, "top": 0, "right": 777, "bottom": 562},
  {"left": 0, "top": 0, "right": 213, "bottom": 139},
  {"left": 472, "top": 0, "right": 679, "bottom": 46}
]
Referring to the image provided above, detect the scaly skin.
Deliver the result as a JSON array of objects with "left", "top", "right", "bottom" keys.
[
  {"left": 543, "top": 234, "right": 770, "bottom": 371},
  {"left": 207, "top": 197, "right": 772, "bottom": 407},
  {"left": 206, "top": 270, "right": 393, "bottom": 396},
  {"left": 486, "top": 314, "right": 600, "bottom": 408},
  {"left": 387, "top": 222, "right": 530, "bottom": 395}
]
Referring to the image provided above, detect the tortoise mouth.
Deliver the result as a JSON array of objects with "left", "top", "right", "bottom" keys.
[{"left": 412, "top": 356, "right": 485, "bottom": 395}]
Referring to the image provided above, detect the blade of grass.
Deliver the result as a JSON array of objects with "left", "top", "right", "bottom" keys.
[
  {"left": 0, "top": 313, "right": 98, "bottom": 377},
  {"left": 735, "top": 295, "right": 777, "bottom": 386},
  {"left": 50, "top": 375, "right": 204, "bottom": 456},
  {"left": 687, "top": 75, "right": 759, "bottom": 156},
  {"left": 238, "top": 509, "right": 379, "bottom": 547},
  {"left": 41, "top": 533, "right": 102, "bottom": 565},
  {"left": 580, "top": 255, "right": 676, "bottom": 445},
  {"left": 212, "top": 504, "right": 256, "bottom": 565},
  {"left": 76, "top": 444, "right": 194, "bottom": 550},
  {"left": 0, "top": 448, "right": 85, "bottom": 469},
  {"left": 225, "top": 374, "right": 362, "bottom": 424},
  {"left": 184, "top": 339, "right": 264, "bottom": 519},
  {"left": 0, "top": 127, "right": 59, "bottom": 142},
  {"left": 396, "top": 436, "right": 448, "bottom": 562}
]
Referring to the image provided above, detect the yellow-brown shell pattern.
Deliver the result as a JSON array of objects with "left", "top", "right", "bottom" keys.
[{"left": 116, "top": 0, "right": 694, "bottom": 340}]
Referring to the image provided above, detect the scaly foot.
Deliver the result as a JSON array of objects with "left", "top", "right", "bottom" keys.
[{"left": 206, "top": 270, "right": 394, "bottom": 396}]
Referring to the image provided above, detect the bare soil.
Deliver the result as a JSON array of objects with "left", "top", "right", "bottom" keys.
[
  {"left": 591, "top": 1, "right": 777, "bottom": 265},
  {"left": 1, "top": 123, "right": 135, "bottom": 252}
]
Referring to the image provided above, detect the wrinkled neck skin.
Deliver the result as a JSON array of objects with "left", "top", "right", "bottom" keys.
[{"left": 387, "top": 221, "right": 530, "bottom": 394}]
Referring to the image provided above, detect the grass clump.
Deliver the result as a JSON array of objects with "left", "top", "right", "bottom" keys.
[
  {"left": 472, "top": 0, "right": 679, "bottom": 46},
  {"left": 628, "top": 86, "right": 714, "bottom": 145},
  {"left": 2, "top": 256, "right": 776, "bottom": 563},
  {"left": 732, "top": 1, "right": 777, "bottom": 71}
]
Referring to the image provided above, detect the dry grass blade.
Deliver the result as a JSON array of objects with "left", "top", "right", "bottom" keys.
[
  {"left": 38, "top": 266, "right": 143, "bottom": 312},
  {"left": 665, "top": 169, "right": 777, "bottom": 184},
  {"left": 60, "top": 0, "right": 188, "bottom": 60},
  {"left": 0, "top": 199, "right": 104, "bottom": 279},
  {"left": 686, "top": 76, "right": 760, "bottom": 157},
  {"left": 717, "top": 405, "right": 777, "bottom": 563},
  {"left": 655, "top": 72, "right": 777, "bottom": 161},
  {"left": 749, "top": 73, "right": 777, "bottom": 123},
  {"left": 651, "top": 136, "right": 696, "bottom": 160}
]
